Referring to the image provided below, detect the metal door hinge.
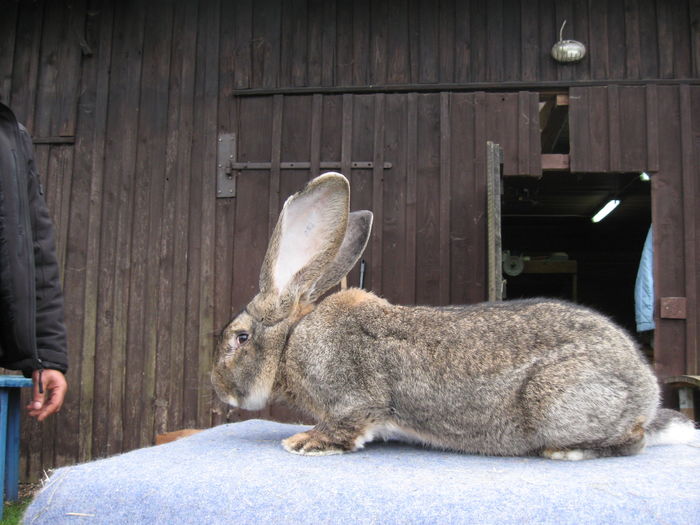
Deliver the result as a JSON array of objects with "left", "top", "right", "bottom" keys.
[{"left": 217, "top": 133, "right": 237, "bottom": 198}]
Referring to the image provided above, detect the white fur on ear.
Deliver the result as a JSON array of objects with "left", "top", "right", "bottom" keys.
[{"left": 271, "top": 173, "right": 349, "bottom": 294}]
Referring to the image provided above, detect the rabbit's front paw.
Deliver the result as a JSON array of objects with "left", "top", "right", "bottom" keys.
[{"left": 282, "top": 429, "right": 353, "bottom": 456}]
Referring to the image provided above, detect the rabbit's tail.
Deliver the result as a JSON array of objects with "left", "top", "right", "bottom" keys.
[{"left": 645, "top": 408, "right": 696, "bottom": 446}]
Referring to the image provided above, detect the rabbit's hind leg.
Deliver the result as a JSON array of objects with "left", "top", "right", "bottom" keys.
[{"left": 542, "top": 420, "right": 646, "bottom": 460}]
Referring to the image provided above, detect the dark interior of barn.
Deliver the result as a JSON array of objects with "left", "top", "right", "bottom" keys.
[{"left": 501, "top": 93, "right": 652, "bottom": 349}]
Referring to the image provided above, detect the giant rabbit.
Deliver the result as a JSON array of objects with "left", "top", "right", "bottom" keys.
[{"left": 212, "top": 172, "right": 695, "bottom": 460}]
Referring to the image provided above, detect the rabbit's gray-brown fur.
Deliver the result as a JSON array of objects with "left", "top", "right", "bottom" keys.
[{"left": 212, "top": 173, "right": 695, "bottom": 459}]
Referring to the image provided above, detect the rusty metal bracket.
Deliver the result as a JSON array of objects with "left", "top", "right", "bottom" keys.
[{"left": 659, "top": 297, "right": 687, "bottom": 319}]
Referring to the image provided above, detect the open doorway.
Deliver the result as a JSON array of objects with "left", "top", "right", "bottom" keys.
[{"left": 501, "top": 170, "right": 652, "bottom": 346}]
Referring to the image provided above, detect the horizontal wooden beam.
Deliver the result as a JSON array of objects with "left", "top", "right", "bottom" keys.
[
  {"left": 231, "top": 79, "right": 700, "bottom": 97},
  {"left": 541, "top": 154, "right": 570, "bottom": 171},
  {"left": 33, "top": 136, "right": 75, "bottom": 145}
]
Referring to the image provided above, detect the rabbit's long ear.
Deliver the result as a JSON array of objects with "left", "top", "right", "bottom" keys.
[
  {"left": 306, "top": 210, "right": 373, "bottom": 302},
  {"left": 258, "top": 172, "right": 350, "bottom": 313}
]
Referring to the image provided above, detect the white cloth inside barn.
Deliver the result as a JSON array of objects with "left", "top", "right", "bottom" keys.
[{"left": 23, "top": 419, "right": 700, "bottom": 524}]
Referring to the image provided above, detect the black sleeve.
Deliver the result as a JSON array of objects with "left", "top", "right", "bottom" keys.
[{"left": 21, "top": 128, "right": 68, "bottom": 373}]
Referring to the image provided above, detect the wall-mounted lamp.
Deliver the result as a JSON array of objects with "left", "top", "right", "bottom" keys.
[
  {"left": 640, "top": 172, "right": 651, "bottom": 182},
  {"left": 551, "top": 20, "right": 586, "bottom": 63},
  {"left": 591, "top": 199, "right": 620, "bottom": 223}
]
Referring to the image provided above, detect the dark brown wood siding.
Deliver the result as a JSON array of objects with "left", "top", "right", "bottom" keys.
[
  {"left": 1, "top": 0, "right": 698, "bottom": 480},
  {"left": 216, "top": 0, "right": 699, "bottom": 90}
]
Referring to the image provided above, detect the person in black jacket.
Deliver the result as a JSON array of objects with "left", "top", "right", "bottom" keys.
[{"left": 0, "top": 102, "right": 68, "bottom": 421}]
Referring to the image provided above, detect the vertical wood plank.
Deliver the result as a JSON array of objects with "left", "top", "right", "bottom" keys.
[
  {"left": 619, "top": 86, "right": 647, "bottom": 171},
  {"left": 520, "top": 0, "right": 539, "bottom": 82},
  {"left": 471, "top": 91, "right": 488, "bottom": 303},
  {"left": 439, "top": 92, "right": 451, "bottom": 304},
  {"left": 418, "top": 0, "right": 439, "bottom": 83},
  {"left": 438, "top": 0, "right": 455, "bottom": 82},
  {"left": 321, "top": 1, "right": 337, "bottom": 86},
  {"left": 624, "top": 0, "right": 642, "bottom": 79},
  {"left": 406, "top": 93, "right": 418, "bottom": 303},
  {"left": 75, "top": 0, "right": 114, "bottom": 464},
  {"left": 415, "top": 93, "right": 441, "bottom": 305},
  {"left": 679, "top": 85, "right": 697, "bottom": 376},
  {"left": 587, "top": 0, "right": 610, "bottom": 80},
  {"left": 590, "top": 86, "right": 612, "bottom": 172},
  {"left": 537, "top": 0, "right": 558, "bottom": 81},
  {"left": 48, "top": 145, "right": 76, "bottom": 468},
  {"left": 353, "top": 0, "right": 371, "bottom": 85},
  {"left": 153, "top": 0, "right": 199, "bottom": 431},
  {"left": 454, "top": 0, "right": 472, "bottom": 83},
  {"left": 310, "top": 94, "right": 323, "bottom": 176},
  {"left": 607, "top": 85, "right": 622, "bottom": 171},
  {"left": 348, "top": 94, "right": 374, "bottom": 287},
  {"left": 638, "top": 0, "right": 659, "bottom": 79},
  {"left": 268, "top": 94, "right": 283, "bottom": 235},
  {"left": 336, "top": 1, "right": 353, "bottom": 85},
  {"left": 195, "top": 1, "right": 220, "bottom": 429},
  {"left": 671, "top": 0, "right": 692, "bottom": 79},
  {"left": 386, "top": 0, "right": 410, "bottom": 84},
  {"left": 280, "top": 0, "right": 308, "bottom": 87},
  {"left": 486, "top": 0, "right": 504, "bottom": 82},
  {"left": 690, "top": 85, "right": 700, "bottom": 375},
  {"left": 9, "top": 0, "right": 43, "bottom": 130},
  {"left": 306, "top": 0, "right": 325, "bottom": 87},
  {"left": 691, "top": 0, "right": 700, "bottom": 78},
  {"left": 517, "top": 91, "right": 530, "bottom": 175},
  {"left": 162, "top": 0, "right": 199, "bottom": 434},
  {"left": 371, "top": 94, "right": 385, "bottom": 294},
  {"left": 572, "top": 0, "right": 592, "bottom": 81},
  {"left": 652, "top": 85, "right": 686, "bottom": 385},
  {"left": 607, "top": 0, "right": 626, "bottom": 79},
  {"left": 132, "top": 0, "right": 174, "bottom": 449},
  {"left": 227, "top": 0, "right": 253, "bottom": 90},
  {"left": 645, "top": 84, "right": 660, "bottom": 172},
  {"left": 382, "top": 94, "right": 408, "bottom": 304},
  {"left": 502, "top": 0, "right": 521, "bottom": 81},
  {"left": 0, "top": 0, "right": 18, "bottom": 104},
  {"left": 448, "top": 93, "right": 475, "bottom": 304},
  {"left": 341, "top": 94, "right": 353, "bottom": 177},
  {"left": 251, "top": 0, "right": 281, "bottom": 89},
  {"left": 569, "top": 87, "right": 588, "bottom": 172},
  {"left": 656, "top": 0, "right": 675, "bottom": 78}
]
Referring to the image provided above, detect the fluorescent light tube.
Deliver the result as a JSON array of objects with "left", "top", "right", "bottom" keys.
[{"left": 591, "top": 199, "right": 620, "bottom": 223}]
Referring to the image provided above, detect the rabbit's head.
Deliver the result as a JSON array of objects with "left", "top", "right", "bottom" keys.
[{"left": 212, "top": 172, "right": 372, "bottom": 410}]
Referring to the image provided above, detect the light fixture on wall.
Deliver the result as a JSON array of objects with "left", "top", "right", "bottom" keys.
[
  {"left": 591, "top": 199, "right": 620, "bottom": 223},
  {"left": 551, "top": 20, "right": 586, "bottom": 63}
]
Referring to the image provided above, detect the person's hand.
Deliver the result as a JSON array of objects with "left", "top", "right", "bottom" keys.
[{"left": 26, "top": 369, "right": 67, "bottom": 421}]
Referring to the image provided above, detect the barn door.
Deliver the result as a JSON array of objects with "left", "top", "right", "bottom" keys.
[{"left": 221, "top": 92, "right": 539, "bottom": 310}]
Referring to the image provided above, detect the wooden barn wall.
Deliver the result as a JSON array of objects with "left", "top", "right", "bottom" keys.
[
  {"left": 0, "top": 0, "right": 698, "bottom": 479},
  {"left": 218, "top": 0, "right": 700, "bottom": 90},
  {"left": 569, "top": 85, "right": 700, "bottom": 395}
]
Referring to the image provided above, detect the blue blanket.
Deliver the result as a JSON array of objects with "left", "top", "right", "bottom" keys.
[{"left": 24, "top": 420, "right": 700, "bottom": 524}]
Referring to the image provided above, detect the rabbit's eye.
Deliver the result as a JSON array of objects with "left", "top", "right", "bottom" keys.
[{"left": 236, "top": 333, "right": 249, "bottom": 345}]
